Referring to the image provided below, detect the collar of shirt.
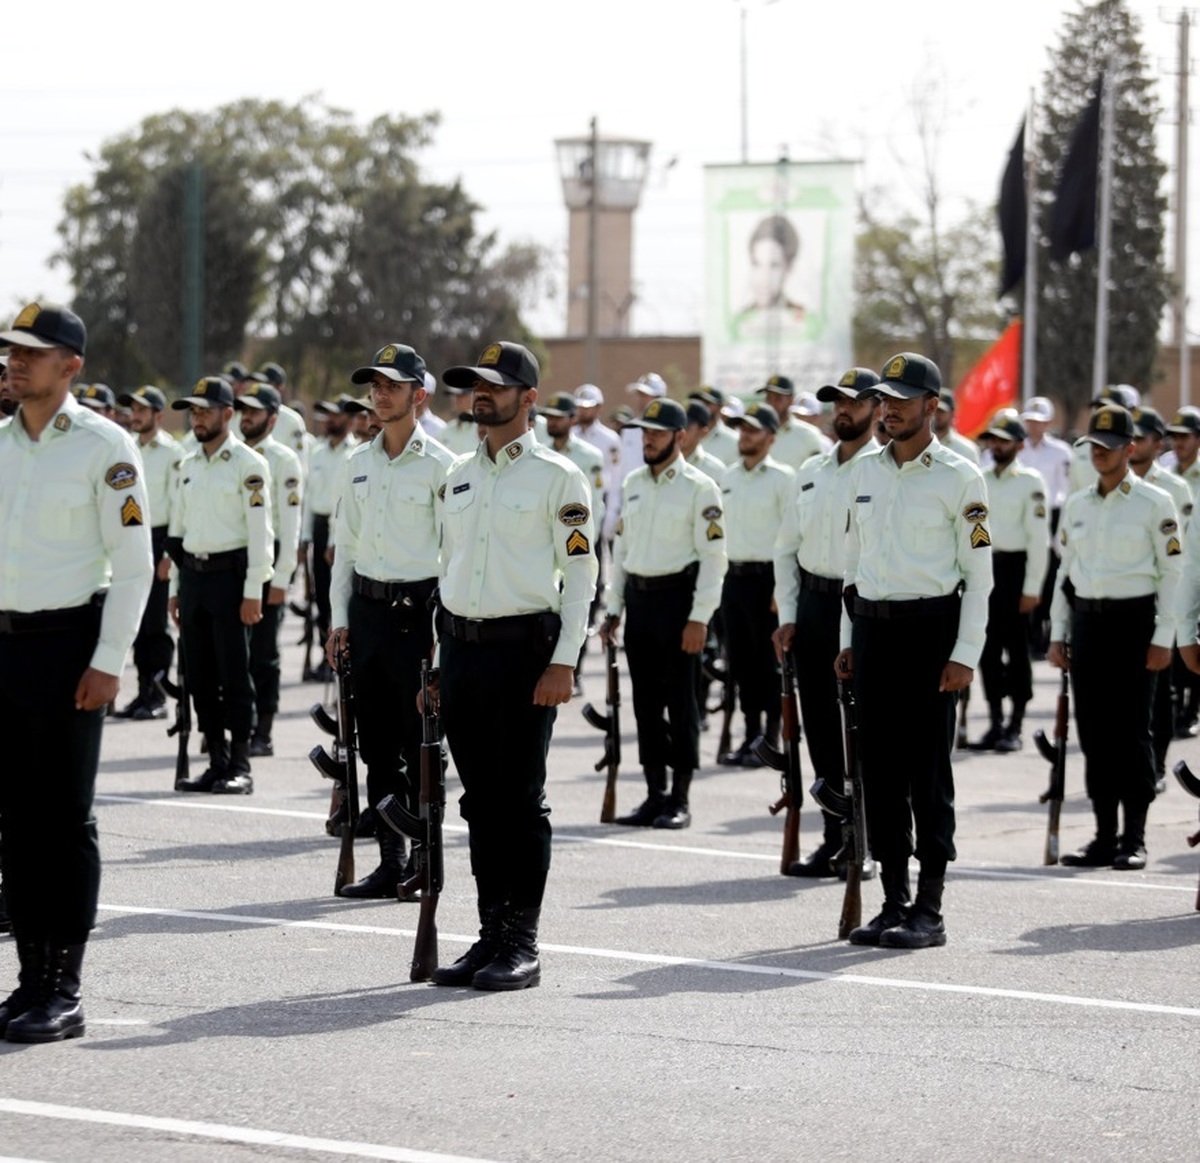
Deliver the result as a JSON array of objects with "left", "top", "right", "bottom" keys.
[
  {"left": 883, "top": 435, "right": 941, "bottom": 474},
  {"left": 372, "top": 423, "right": 432, "bottom": 462},
  {"left": 1088, "top": 469, "right": 1137, "bottom": 501},
  {"left": 10, "top": 393, "right": 83, "bottom": 447},
  {"left": 201, "top": 431, "right": 237, "bottom": 461},
  {"left": 480, "top": 429, "right": 536, "bottom": 472},
  {"left": 650, "top": 454, "right": 685, "bottom": 486}
]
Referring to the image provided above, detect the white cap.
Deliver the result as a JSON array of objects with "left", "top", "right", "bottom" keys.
[
  {"left": 629, "top": 372, "right": 666, "bottom": 398},
  {"left": 721, "top": 397, "right": 746, "bottom": 420},
  {"left": 790, "top": 391, "right": 821, "bottom": 417},
  {"left": 423, "top": 371, "right": 437, "bottom": 395},
  {"left": 1020, "top": 396, "right": 1055, "bottom": 423},
  {"left": 574, "top": 383, "right": 604, "bottom": 406}
]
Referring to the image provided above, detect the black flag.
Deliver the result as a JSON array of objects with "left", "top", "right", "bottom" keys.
[
  {"left": 998, "top": 118, "right": 1026, "bottom": 297},
  {"left": 1048, "top": 75, "right": 1103, "bottom": 262}
]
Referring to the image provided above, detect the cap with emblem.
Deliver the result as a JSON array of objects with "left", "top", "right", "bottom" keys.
[
  {"left": 875, "top": 352, "right": 942, "bottom": 399},
  {"left": 223, "top": 360, "right": 250, "bottom": 381},
  {"left": 936, "top": 388, "right": 957, "bottom": 413},
  {"left": 444, "top": 341, "right": 539, "bottom": 390},
  {"left": 574, "top": 383, "right": 604, "bottom": 406},
  {"left": 684, "top": 401, "right": 712, "bottom": 428},
  {"left": 0, "top": 302, "right": 87, "bottom": 356},
  {"left": 1166, "top": 406, "right": 1200, "bottom": 435},
  {"left": 118, "top": 385, "right": 167, "bottom": 412},
  {"left": 629, "top": 372, "right": 667, "bottom": 398},
  {"left": 540, "top": 393, "right": 577, "bottom": 418},
  {"left": 628, "top": 397, "right": 687, "bottom": 432},
  {"left": 730, "top": 401, "right": 780, "bottom": 433},
  {"left": 757, "top": 374, "right": 795, "bottom": 397},
  {"left": 984, "top": 411, "right": 1027, "bottom": 442},
  {"left": 314, "top": 393, "right": 361, "bottom": 416},
  {"left": 1092, "top": 383, "right": 1140, "bottom": 410},
  {"left": 342, "top": 395, "right": 376, "bottom": 414},
  {"left": 172, "top": 376, "right": 236, "bottom": 410},
  {"left": 77, "top": 383, "right": 115, "bottom": 409},
  {"left": 234, "top": 382, "right": 281, "bottom": 413},
  {"left": 1131, "top": 406, "right": 1166, "bottom": 438},
  {"left": 351, "top": 342, "right": 427, "bottom": 386},
  {"left": 1020, "top": 396, "right": 1055, "bottom": 423},
  {"left": 256, "top": 362, "right": 287, "bottom": 387},
  {"left": 689, "top": 385, "right": 725, "bottom": 406},
  {"left": 1076, "top": 404, "right": 1135, "bottom": 449},
  {"left": 817, "top": 367, "right": 881, "bottom": 401}
]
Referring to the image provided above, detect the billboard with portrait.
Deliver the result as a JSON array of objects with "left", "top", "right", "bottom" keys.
[{"left": 703, "top": 161, "right": 856, "bottom": 396}]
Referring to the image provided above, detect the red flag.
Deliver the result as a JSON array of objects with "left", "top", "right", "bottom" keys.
[{"left": 954, "top": 320, "right": 1022, "bottom": 438}]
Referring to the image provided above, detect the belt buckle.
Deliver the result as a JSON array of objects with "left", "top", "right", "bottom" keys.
[
  {"left": 463, "top": 619, "right": 484, "bottom": 644},
  {"left": 194, "top": 552, "right": 210, "bottom": 562}
]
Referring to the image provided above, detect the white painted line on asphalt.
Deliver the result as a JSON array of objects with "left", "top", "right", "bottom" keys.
[
  {"left": 96, "top": 793, "right": 321, "bottom": 821},
  {"left": 0, "top": 1098, "right": 500, "bottom": 1163},
  {"left": 96, "top": 903, "right": 1200, "bottom": 1020}
]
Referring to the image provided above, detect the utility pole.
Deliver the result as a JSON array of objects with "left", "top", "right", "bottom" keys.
[{"left": 181, "top": 162, "right": 205, "bottom": 388}]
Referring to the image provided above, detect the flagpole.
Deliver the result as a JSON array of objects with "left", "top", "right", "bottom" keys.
[
  {"left": 1092, "top": 69, "right": 1115, "bottom": 399},
  {"left": 1022, "top": 87, "right": 1038, "bottom": 404}
]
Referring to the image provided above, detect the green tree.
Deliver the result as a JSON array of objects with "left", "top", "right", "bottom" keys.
[{"left": 1034, "top": 0, "right": 1168, "bottom": 419}]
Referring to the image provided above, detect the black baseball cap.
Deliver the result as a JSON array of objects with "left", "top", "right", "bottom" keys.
[
  {"left": 757, "top": 374, "right": 795, "bottom": 397},
  {"left": 984, "top": 411, "right": 1027, "bottom": 442},
  {"left": 223, "top": 360, "right": 250, "bottom": 381},
  {"left": 539, "top": 392, "right": 577, "bottom": 418},
  {"left": 937, "top": 388, "right": 957, "bottom": 413},
  {"left": 817, "top": 367, "right": 881, "bottom": 401},
  {"left": 235, "top": 382, "right": 281, "bottom": 413},
  {"left": 628, "top": 397, "right": 687, "bottom": 432},
  {"left": 118, "top": 386, "right": 167, "bottom": 412},
  {"left": 351, "top": 343, "right": 427, "bottom": 385},
  {"left": 730, "top": 401, "right": 780, "bottom": 433},
  {"left": 1076, "top": 404, "right": 1135, "bottom": 449},
  {"left": 1166, "top": 406, "right": 1200, "bottom": 435},
  {"left": 684, "top": 401, "right": 712, "bottom": 428},
  {"left": 1131, "top": 406, "right": 1166, "bottom": 439},
  {"left": 256, "top": 362, "right": 286, "bottom": 387},
  {"left": 0, "top": 302, "right": 87, "bottom": 356},
  {"left": 443, "top": 341, "right": 539, "bottom": 389},
  {"left": 315, "top": 393, "right": 360, "bottom": 416},
  {"left": 172, "top": 376, "right": 236, "bottom": 410},
  {"left": 689, "top": 386, "right": 725, "bottom": 406},
  {"left": 76, "top": 383, "right": 115, "bottom": 409},
  {"left": 876, "top": 352, "right": 942, "bottom": 399}
]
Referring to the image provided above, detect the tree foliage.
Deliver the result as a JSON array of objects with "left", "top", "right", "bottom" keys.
[
  {"left": 1034, "top": 0, "right": 1168, "bottom": 418},
  {"left": 55, "top": 97, "right": 549, "bottom": 393}
]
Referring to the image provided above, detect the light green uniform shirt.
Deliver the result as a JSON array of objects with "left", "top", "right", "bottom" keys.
[
  {"left": 984, "top": 459, "right": 1050, "bottom": 597},
  {"left": 136, "top": 429, "right": 184, "bottom": 530},
  {"left": 720, "top": 455, "right": 795, "bottom": 563},
  {"left": 247, "top": 434, "right": 304, "bottom": 586},
  {"left": 770, "top": 419, "right": 827, "bottom": 470}
]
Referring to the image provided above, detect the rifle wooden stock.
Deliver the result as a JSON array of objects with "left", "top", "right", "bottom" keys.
[
  {"left": 155, "top": 644, "right": 190, "bottom": 787},
  {"left": 836, "top": 679, "right": 868, "bottom": 939},
  {"left": 295, "top": 554, "right": 318, "bottom": 681},
  {"left": 599, "top": 638, "right": 621, "bottom": 823},
  {"left": 773, "top": 654, "right": 802, "bottom": 875},
  {"left": 1171, "top": 760, "right": 1200, "bottom": 911},
  {"left": 955, "top": 685, "right": 970, "bottom": 749},
  {"left": 331, "top": 648, "right": 361, "bottom": 896},
  {"left": 1040, "top": 671, "right": 1069, "bottom": 866},
  {"left": 717, "top": 664, "right": 735, "bottom": 761}
]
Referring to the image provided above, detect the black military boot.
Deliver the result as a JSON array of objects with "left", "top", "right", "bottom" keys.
[
  {"left": 472, "top": 906, "right": 541, "bottom": 991},
  {"left": 1061, "top": 800, "right": 1118, "bottom": 867},
  {"left": 615, "top": 768, "right": 668, "bottom": 826},
  {"left": 971, "top": 713, "right": 1006, "bottom": 751},
  {"left": 249, "top": 714, "right": 274, "bottom": 758},
  {"left": 176, "top": 733, "right": 229, "bottom": 792},
  {"left": 880, "top": 870, "right": 946, "bottom": 949},
  {"left": 654, "top": 770, "right": 693, "bottom": 829},
  {"left": 0, "top": 936, "right": 46, "bottom": 1037},
  {"left": 720, "top": 717, "right": 762, "bottom": 766},
  {"left": 1113, "top": 803, "right": 1149, "bottom": 870},
  {"left": 6, "top": 942, "right": 86, "bottom": 1042},
  {"left": 996, "top": 706, "right": 1025, "bottom": 753},
  {"left": 787, "top": 816, "right": 842, "bottom": 878},
  {"left": 339, "top": 828, "right": 407, "bottom": 898},
  {"left": 848, "top": 862, "right": 911, "bottom": 945},
  {"left": 431, "top": 900, "right": 507, "bottom": 987},
  {"left": 212, "top": 739, "right": 254, "bottom": 794}
]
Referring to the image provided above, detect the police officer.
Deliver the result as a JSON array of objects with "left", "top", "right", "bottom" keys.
[
  {"left": 1049, "top": 405, "right": 1180, "bottom": 870},
  {"left": 253, "top": 362, "right": 311, "bottom": 465},
  {"left": 75, "top": 383, "right": 117, "bottom": 423},
  {"left": 236, "top": 382, "right": 304, "bottom": 757},
  {"left": 715, "top": 402, "right": 794, "bottom": 765},
  {"left": 1166, "top": 406, "right": 1200, "bottom": 497},
  {"left": 430, "top": 341, "right": 596, "bottom": 991},
  {"left": 168, "top": 377, "right": 274, "bottom": 794},
  {"left": 439, "top": 376, "right": 480, "bottom": 456},
  {"left": 971, "top": 411, "right": 1049, "bottom": 752},
  {"left": 933, "top": 389, "right": 981, "bottom": 464},
  {"left": 0, "top": 302, "right": 153, "bottom": 1042},
  {"left": 835, "top": 353, "right": 993, "bottom": 949},
  {"left": 688, "top": 386, "right": 740, "bottom": 467},
  {"left": 112, "top": 386, "right": 184, "bottom": 720},
  {"left": 1068, "top": 384, "right": 1140, "bottom": 496},
  {"left": 0, "top": 352, "right": 15, "bottom": 415},
  {"left": 773, "top": 368, "right": 881, "bottom": 876},
  {"left": 756, "top": 375, "right": 825, "bottom": 469},
  {"left": 680, "top": 401, "right": 727, "bottom": 482},
  {"left": 327, "top": 344, "right": 454, "bottom": 898},
  {"left": 603, "top": 397, "right": 728, "bottom": 829}
]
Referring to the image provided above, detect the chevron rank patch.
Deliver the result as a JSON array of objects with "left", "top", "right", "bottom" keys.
[
  {"left": 1035, "top": 504, "right": 1046, "bottom": 519},
  {"left": 1167, "top": 536, "right": 1182, "bottom": 556},
  {"left": 105, "top": 462, "right": 137, "bottom": 490},
  {"left": 120, "top": 497, "right": 143, "bottom": 527},
  {"left": 287, "top": 492, "right": 300, "bottom": 507},
  {"left": 249, "top": 491, "right": 265, "bottom": 508},
  {"left": 706, "top": 520, "right": 724, "bottom": 541},
  {"left": 970, "top": 523, "right": 991, "bottom": 549},
  {"left": 566, "top": 529, "right": 590, "bottom": 556}
]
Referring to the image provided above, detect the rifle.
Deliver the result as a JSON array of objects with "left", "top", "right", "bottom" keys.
[
  {"left": 582, "top": 630, "right": 621, "bottom": 823},
  {"left": 701, "top": 648, "right": 735, "bottom": 760},
  {"left": 1171, "top": 759, "right": 1200, "bottom": 911},
  {"left": 378, "top": 662, "right": 445, "bottom": 981},
  {"left": 290, "top": 551, "right": 318, "bottom": 682},
  {"left": 308, "top": 647, "right": 360, "bottom": 895},
  {"left": 751, "top": 652, "right": 802, "bottom": 875},
  {"left": 955, "top": 685, "right": 970, "bottom": 749},
  {"left": 310, "top": 698, "right": 344, "bottom": 838},
  {"left": 154, "top": 641, "right": 191, "bottom": 789},
  {"left": 1033, "top": 670, "right": 1069, "bottom": 865}
]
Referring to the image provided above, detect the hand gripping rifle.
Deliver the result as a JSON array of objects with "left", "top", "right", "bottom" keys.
[
  {"left": 582, "top": 627, "right": 621, "bottom": 823},
  {"left": 751, "top": 652, "right": 802, "bottom": 875},
  {"left": 1170, "top": 759, "right": 1200, "bottom": 911},
  {"left": 378, "top": 662, "right": 445, "bottom": 981},
  {"left": 308, "top": 647, "right": 360, "bottom": 895},
  {"left": 154, "top": 641, "right": 191, "bottom": 788},
  {"left": 1033, "top": 670, "right": 1069, "bottom": 865}
]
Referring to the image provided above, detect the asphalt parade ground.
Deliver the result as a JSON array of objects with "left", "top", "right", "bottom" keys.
[{"left": 1, "top": 612, "right": 1198, "bottom": 1163}]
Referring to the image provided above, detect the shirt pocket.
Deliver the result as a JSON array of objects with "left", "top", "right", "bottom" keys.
[
  {"left": 1109, "top": 523, "right": 1146, "bottom": 567},
  {"left": 651, "top": 495, "right": 693, "bottom": 543},
  {"left": 391, "top": 480, "right": 433, "bottom": 527},
  {"left": 40, "top": 482, "right": 94, "bottom": 541},
  {"left": 493, "top": 488, "right": 540, "bottom": 536},
  {"left": 903, "top": 503, "right": 946, "bottom": 554}
]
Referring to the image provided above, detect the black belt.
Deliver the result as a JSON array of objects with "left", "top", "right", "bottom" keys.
[
  {"left": 181, "top": 548, "right": 248, "bottom": 574},
  {"left": 853, "top": 592, "right": 960, "bottom": 620},
  {"left": 353, "top": 573, "right": 437, "bottom": 605},
  {"left": 626, "top": 562, "right": 699, "bottom": 592},
  {"left": 727, "top": 561, "right": 773, "bottom": 578},
  {"left": 799, "top": 567, "right": 842, "bottom": 596},
  {"left": 992, "top": 550, "right": 1028, "bottom": 560},
  {"left": 440, "top": 610, "right": 560, "bottom": 645},
  {"left": 0, "top": 593, "right": 105, "bottom": 636},
  {"left": 1074, "top": 594, "right": 1155, "bottom": 614}
]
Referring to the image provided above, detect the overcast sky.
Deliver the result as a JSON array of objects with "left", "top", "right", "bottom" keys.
[{"left": 0, "top": 0, "right": 1189, "bottom": 346}]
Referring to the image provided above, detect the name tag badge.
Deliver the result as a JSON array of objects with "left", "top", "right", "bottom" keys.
[
  {"left": 856, "top": 495, "right": 871, "bottom": 503},
  {"left": 801, "top": 482, "right": 815, "bottom": 492},
  {"left": 452, "top": 483, "right": 471, "bottom": 495}
]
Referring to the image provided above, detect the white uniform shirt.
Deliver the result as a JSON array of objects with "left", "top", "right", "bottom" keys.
[
  {"left": 771, "top": 420, "right": 827, "bottom": 470},
  {"left": 440, "top": 413, "right": 482, "bottom": 457},
  {"left": 331, "top": 425, "right": 455, "bottom": 628},
  {"left": 984, "top": 459, "right": 1050, "bottom": 596},
  {"left": 687, "top": 444, "right": 726, "bottom": 483},
  {"left": 1142, "top": 462, "right": 1193, "bottom": 532},
  {"left": 273, "top": 404, "right": 312, "bottom": 467},
  {"left": 840, "top": 438, "right": 994, "bottom": 669},
  {"left": 303, "top": 435, "right": 357, "bottom": 539},
  {"left": 553, "top": 433, "right": 606, "bottom": 533},
  {"left": 0, "top": 395, "right": 154, "bottom": 676},
  {"left": 1019, "top": 432, "right": 1072, "bottom": 510},
  {"left": 248, "top": 435, "right": 304, "bottom": 586},
  {"left": 136, "top": 429, "right": 184, "bottom": 530},
  {"left": 701, "top": 421, "right": 740, "bottom": 467},
  {"left": 1068, "top": 439, "right": 1099, "bottom": 496},
  {"left": 438, "top": 431, "right": 597, "bottom": 669},
  {"left": 942, "top": 429, "right": 980, "bottom": 464},
  {"left": 576, "top": 417, "right": 622, "bottom": 540},
  {"left": 720, "top": 455, "right": 795, "bottom": 563}
]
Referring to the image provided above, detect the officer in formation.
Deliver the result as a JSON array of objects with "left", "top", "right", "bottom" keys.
[
  {"left": 252, "top": 362, "right": 312, "bottom": 466},
  {"left": 75, "top": 382, "right": 118, "bottom": 422},
  {"left": 327, "top": 344, "right": 455, "bottom": 898},
  {"left": 112, "top": 386, "right": 184, "bottom": 720},
  {"left": 168, "top": 377, "right": 274, "bottom": 794},
  {"left": 715, "top": 402, "right": 794, "bottom": 765},
  {"left": 773, "top": 368, "right": 881, "bottom": 877},
  {"left": 934, "top": 389, "right": 980, "bottom": 464},
  {"left": 1068, "top": 384, "right": 1140, "bottom": 496},
  {"left": 1166, "top": 406, "right": 1200, "bottom": 497},
  {"left": 614, "top": 373, "right": 670, "bottom": 496},
  {"left": 1049, "top": 405, "right": 1180, "bottom": 870},
  {"left": 430, "top": 341, "right": 596, "bottom": 991},
  {"left": 602, "top": 397, "right": 727, "bottom": 829},
  {"left": 836, "top": 353, "right": 992, "bottom": 949},
  {"left": 438, "top": 374, "right": 481, "bottom": 456},
  {"left": 756, "top": 375, "right": 826, "bottom": 469},
  {"left": 688, "top": 386, "right": 740, "bottom": 467},
  {"left": 680, "top": 401, "right": 727, "bottom": 481},
  {"left": 572, "top": 384, "right": 623, "bottom": 541},
  {"left": 236, "top": 382, "right": 305, "bottom": 758},
  {"left": 0, "top": 302, "right": 153, "bottom": 1043},
  {"left": 415, "top": 372, "right": 446, "bottom": 440},
  {"left": 970, "top": 411, "right": 1049, "bottom": 752}
]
